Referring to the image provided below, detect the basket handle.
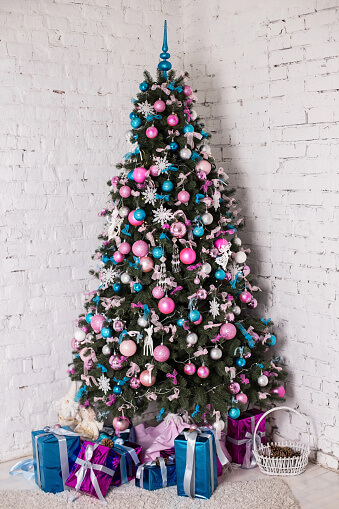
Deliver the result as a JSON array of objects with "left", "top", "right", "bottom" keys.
[{"left": 253, "top": 406, "right": 310, "bottom": 454}]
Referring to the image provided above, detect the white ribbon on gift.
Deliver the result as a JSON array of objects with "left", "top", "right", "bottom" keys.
[
  {"left": 136, "top": 456, "right": 169, "bottom": 489},
  {"left": 71, "top": 442, "right": 116, "bottom": 505}
]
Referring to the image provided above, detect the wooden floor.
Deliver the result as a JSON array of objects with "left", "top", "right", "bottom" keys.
[{"left": 0, "top": 456, "right": 338, "bottom": 508}]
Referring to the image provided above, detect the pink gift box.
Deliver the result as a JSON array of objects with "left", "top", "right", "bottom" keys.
[
  {"left": 226, "top": 409, "right": 266, "bottom": 468},
  {"left": 66, "top": 441, "right": 119, "bottom": 501}
]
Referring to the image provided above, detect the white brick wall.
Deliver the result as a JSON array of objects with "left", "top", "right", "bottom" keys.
[
  {"left": 1, "top": 0, "right": 338, "bottom": 471},
  {"left": 0, "top": 0, "right": 183, "bottom": 462},
  {"left": 182, "top": 0, "right": 339, "bottom": 470}
]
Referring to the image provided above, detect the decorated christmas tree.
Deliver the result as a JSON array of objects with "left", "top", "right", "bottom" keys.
[{"left": 69, "top": 22, "right": 286, "bottom": 429}]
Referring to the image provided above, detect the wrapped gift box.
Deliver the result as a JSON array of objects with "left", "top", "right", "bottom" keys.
[
  {"left": 226, "top": 408, "right": 266, "bottom": 467},
  {"left": 174, "top": 428, "right": 218, "bottom": 499},
  {"left": 135, "top": 457, "right": 176, "bottom": 490},
  {"left": 109, "top": 440, "right": 142, "bottom": 486},
  {"left": 31, "top": 426, "right": 80, "bottom": 493},
  {"left": 101, "top": 425, "right": 136, "bottom": 443},
  {"left": 65, "top": 441, "right": 117, "bottom": 502}
]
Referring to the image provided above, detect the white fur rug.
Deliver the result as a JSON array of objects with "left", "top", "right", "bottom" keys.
[{"left": 1, "top": 478, "right": 300, "bottom": 509}]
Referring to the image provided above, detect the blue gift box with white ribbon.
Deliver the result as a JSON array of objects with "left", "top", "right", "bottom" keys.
[
  {"left": 31, "top": 426, "right": 80, "bottom": 493},
  {"left": 174, "top": 428, "right": 218, "bottom": 499},
  {"left": 135, "top": 457, "right": 176, "bottom": 490}
]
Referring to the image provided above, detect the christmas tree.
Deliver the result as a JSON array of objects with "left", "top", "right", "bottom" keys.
[{"left": 69, "top": 22, "right": 286, "bottom": 427}]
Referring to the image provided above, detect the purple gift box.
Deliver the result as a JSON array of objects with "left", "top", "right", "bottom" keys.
[
  {"left": 226, "top": 409, "right": 266, "bottom": 468},
  {"left": 110, "top": 441, "right": 142, "bottom": 486},
  {"left": 66, "top": 441, "right": 119, "bottom": 502}
]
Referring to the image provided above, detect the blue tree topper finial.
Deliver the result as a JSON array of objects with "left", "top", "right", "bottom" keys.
[{"left": 158, "top": 20, "right": 172, "bottom": 79}]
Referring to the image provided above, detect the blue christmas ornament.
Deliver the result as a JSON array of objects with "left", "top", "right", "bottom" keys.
[
  {"left": 266, "top": 334, "right": 277, "bottom": 346},
  {"left": 169, "top": 141, "right": 178, "bottom": 151},
  {"left": 113, "top": 385, "right": 122, "bottom": 395},
  {"left": 128, "top": 171, "right": 134, "bottom": 180},
  {"left": 152, "top": 247, "right": 163, "bottom": 259},
  {"left": 101, "top": 327, "right": 113, "bottom": 339},
  {"left": 177, "top": 318, "right": 185, "bottom": 327},
  {"left": 129, "top": 111, "right": 137, "bottom": 119},
  {"left": 183, "top": 124, "right": 194, "bottom": 133},
  {"left": 228, "top": 407, "right": 240, "bottom": 419},
  {"left": 139, "top": 81, "right": 149, "bottom": 91},
  {"left": 158, "top": 60, "right": 171, "bottom": 71},
  {"left": 162, "top": 180, "right": 174, "bottom": 192},
  {"left": 193, "top": 226, "right": 204, "bottom": 237},
  {"left": 113, "top": 283, "right": 122, "bottom": 293},
  {"left": 131, "top": 117, "right": 142, "bottom": 128},
  {"left": 134, "top": 208, "right": 146, "bottom": 221},
  {"left": 189, "top": 309, "right": 200, "bottom": 322},
  {"left": 158, "top": 21, "right": 172, "bottom": 78},
  {"left": 236, "top": 358, "right": 246, "bottom": 368},
  {"left": 133, "top": 282, "right": 143, "bottom": 292},
  {"left": 102, "top": 254, "right": 109, "bottom": 263},
  {"left": 215, "top": 269, "right": 226, "bottom": 280},
  {"left": 86, "top": 313, "right": 94, "bottom": 324}
]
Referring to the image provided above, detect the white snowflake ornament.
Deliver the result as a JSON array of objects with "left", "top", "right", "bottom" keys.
[
  {"left": 142, "top": 184, "right": 157, "bottom": 206},
  {"left": 209, "top": 298, "right": 220, "bottom": 319},
  {"left": 100, "top": 266, "right": 118, "bottom": 287},
  {"left": 153, "top": 156, "right": 170, "bottom": 174},
  {"left": 97, "top": 375, "right": 111, "bottom": 395},
  {"left": 153, "top": 204, "right": 175, "bottom": 226},
  {"left": 107, "top": 209, "right": 123, "bottom": 240},
  {"left": 138, "top": 100, "right": 155, "bottom": 118},
  {"left": 215, "top": 244, "right": 231, "bottom": 271}
]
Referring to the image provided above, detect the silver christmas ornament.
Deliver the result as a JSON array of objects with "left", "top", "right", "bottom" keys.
[
  {"left": 74, "top": 329, "right": 86, "bottom": 342},
  {"left": 210, "top": 347, "right": 222, "bottom": 360},
  {"left": 201, "top": 262, "right": 212, "bottom": 274},
  {"left": 233, "top": 236, "right": 242, "bottom": 247},
  {"left": 258, "top": 374, "right": 269, "bottom": 387},
  {"left": 201, "top": 144, "right": 211, "bottom": 154},
  {"left": 86, "top": 333, "right": 95, "bottom": 341},
  {"left": 119, "top": 206, "right": 130, "bottom": 218},
  {"left": 202, "top": 212, "right": 213, "bottom": 225},
  {"left": 186, "top": 332, "right": 198, "bottom": 345},
  {"left": 190, "top": 109, "right": 198, "bottom": 121},
  {"left": 180, "top": 147, "right": 192, "bottom": 160},
  {"left": 121, "top": 272, "right": 131, "bottom": 284},
  {"left": 137, "top": 316, "right": 148, "bottom": 328},
  {"left": 233, "top": 305, "right": 241, "bottom": 315},
  {"left": 233, "top": 251, "right": 247, "bottom": 264},
  {"left": 102, "top": 344, "right": 111, "bottom": 356}
]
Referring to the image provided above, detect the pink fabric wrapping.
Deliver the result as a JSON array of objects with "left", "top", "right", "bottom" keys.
[
  {"left": 66, "top": 441, "right": 119, "bottom": 500},
  {"left": 216, "top": 434, "right": 232, "bottom": 475},
  {"left": 134, "top": 414, "right": 191, "bottom": 462}
]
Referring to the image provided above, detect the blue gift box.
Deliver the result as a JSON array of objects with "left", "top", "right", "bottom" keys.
[
  {"left": 101, "top": 425, "right": 136, "bottom": 443},
  {"left": 174, "top": 428, "right": 218, "bottom": 499},
  {"left": 31, "top": 426, "right": 80, "bottom": 493},
  {"left": 135, "top": 457, "right": 176, "bottom": 490}
]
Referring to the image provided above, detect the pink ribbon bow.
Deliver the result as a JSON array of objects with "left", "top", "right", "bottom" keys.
[
  {"left": 79, "top": 347, "right": 97, "bottom": 365},
  {"left": 126, "top": 362, "right": 140, "bottom": 378},
  {"left": 170, "top": 286, "right": 183, "bottom": 295},
  {"left": 131, "top": 302, "right": 143, "bottom": 309},
  {"left": 166, "top": 369, "right": 177, "bottom": 385},
  {"left": 270, "top": 361, "right": 283, "bottom": 372},
  {"left": 106, "top": 394, "right": 116, "bottom": 406},
  {"left": 151, "top": 83, "right": 170, "bottom": 95},
  {"left": 187, "top": 263, "right": 202, "bottom": 271},
  {"left": 81, "top": 374, "right": 98, "bottom": 387},
  {"left": 166, "top": 94, "right": 182, "bottom": 106},
  {"left": 168, "top": 129, "right": 180, "bottom": 137},
  {"left": 101, "top": 297, "right": 125, "bottom": 311},
  {"left": 204, "top": 322, "right": 222, "bottom": 330},
  {"left": 240, "top": 374, "right": 249, "bottom": 385},
  {"left": 193, "top": 347, "right": 208, "bottom": 357},
  {"left": 225, "top": 366, "right": 236, "bottom": 380},
  {"left": 211, "top": 334, "right": 221, "bottom": 343},
  {"left": 146, "top": 392, "right": 157, "bottom": 401},
  {"left": 259, "top": 392, "right": 270, "bottom": 400},
  {"left": 168, "top": 388, "right": 180, "bottom": 401},
  {"left": 184, "top": 108, "right": 192, "bottom": 121},
  {"left": 146, "top": 231, "right": 155, "bottom": 246},
  {"left": 200, "top": 180, "right": 213, "bottom": 193},
  {"left": 184, "top": 131, "right": 202, "bottom": 148}
]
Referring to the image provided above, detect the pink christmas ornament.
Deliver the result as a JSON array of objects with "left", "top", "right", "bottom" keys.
[
  {"left": 146, "top": 126, "right": 158, "bottom": 139},
  {"left": 119, "top": 242, "right": 131, "bottom": 255},
  {"left": 111, "top": 176, "right": 119, "bottom": 186},
  {"left": 153, "top": 344, "right": 170, "bottom": 362},
  {"left": 109, "top": 354, "right": 124, "bottom": 370},
  {"left": 85, "top": 359, "right": 93, "bottom": 370},
  {"left": 132, "top": 240, "right": 149, "bottom": 257},
  {"left": 194, "top": 278, "right": 200, "bottom": 285},
  {"left": 130, "top": 377, "right": 141, "bottom": 389},
  {"left": 224, "top": 272, "right": 232, "bottom": 282},
  {"left": 183, "top": 85, "right": 192, "bottom": 96},
  {"left": 140, "top": 256, "right": 154, "bottom": 272},
  {"left": 170, "top": 221, "right": 187, "bottom": 238},
  {"left": 71, "top": 338, "right": 80, "bottom": 351},
  {"left": 81, "top": 326, "right": 88, "bottom": 333},
  {"left": 119, "top": 339, "right": 137, "bottom": 357},
  {"left": 197, "top": 171, "right": 207, "bottom": 181},
  {"left": 247, "top": 298, "right": 258, "bottom": 309},
  {"left": 177, "top": 190, "right": 190, "bottom": 204},
  {"left": 113, "top": 417, "right": 130, "bottom": 432},
  {"left": 236, "top": 393, "right": 248, "bottom": 404},
  {"left": 152, "top": 286, "right": 165, "bottom": 299},
  {"left": 180, "top": 248, "right": 196, "bottom": 265},
  {"left": 214, "top": 238, "right": 229, "bottom": 250},
  {"left": 193, "top": 315, "right": 203, "bottom": 325},
  {"left": 113, "top": 251, "right": 125, "bottom": 263},
  {"left": 195, "top": 159, "right": 211, "bottom": 175},
  {"left": 158, "top": 297, "right": 175, "bottom": 315},
  {"left": 270, "top": 385, "right": 285, "bottom": 398},
  {"left": 149, "top": 165, "right": 160, "bottom": 177},
  {"left": 90, "top": 314, "right": 105, "bottom": 333},
  {"left": 184, "top": 362, "right": 196, "bottom": 375},
  {"left": 196, "top": 288, "right": 207, "bottom": 300},
  {"left": 128, "top": 210, "right": 144, "bottom": 226},
  {"left": 189, "top": 423, "right": 198, "bottom": 430},
  {"left": 225, "top": 312, "right": 235, "bottom": 322},
  {"left": 243, "top": 265, "right": 251, "bottom": 277},
  {"left": 167, "top": 114, "right": 179, "bottom": 126},
  {"left": 220, "top": 323, "right": 237, "bottom": 340},
  {"left": 228, "top": 382, "right": 241, "bottom": 394},
  {"left": 140, "top": 370, "right": 156, "bottom": 386},
  {"left": 197, "top": 365, "right": 210, "bottom": 379},
  {"left": 133, "top": 167, "right": 147, "bottom": 183},
  {"left": 119, "top": 185, "right": 131, "bottom": 198},
  {"left": 154, "top": 99, "right": 166, "bottom": 112},
  {"left": 113, "top": 320, "right": 124, "bottom": 332},
  {"left": 53, "top": 423, "right": 62, "bottom": 429},
  {"left": 239, "top": 291, "right": 252, "bottom": 304}
]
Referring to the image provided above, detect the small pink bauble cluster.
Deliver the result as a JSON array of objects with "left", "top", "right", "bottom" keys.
[
  {"left": 119, "top": 339, "right": 137, "bottom": 357},
  {"left": 167, "top": 114, "right": 179, "bottom": 126},
  {"left": 119, "top": 185, "right": 131, "bottom": 198},
  {"left": 140, "top": 370, "right": 156, "bottom": 386},
  {"left": 195, "top": 159, "right": 211, "bottom": 175},
  {"left": 177, "top": 190, "right": 190, "bottom": 204},
  {"left": 128, "top": 210, "right": 144, "bottom": 226},
  {"left": 119, "top": 242, "right": 131, "bottom": 255},
  {"left": 90, "top": 314, "right": 105, "bottom": 333},
  {"left": 154, "top": 99, "right": 166, "bottom": 112},
  {"left": 180, "top": 248, "right": 196, "bottom": 265},
  {"left": 133, "top": 167, "right": 147, "bottom": 183},
  {"left": 239, "top": 291, "right": 252, "bottom": 303},
  {"left": 152, "top": 286, "right": 165, "bottom": 299},
  {"left": 153, "top": 344, "right": 170, "bottom": 362},
  {"left": 146, "top": 126, "right": 158, "bottom": 139},
  {"left": 158, "top": 297, "right": 175, "bottom": 315},
  {"left": 132, "top": 240, "right": 149, "bottom": 257},
  {"left": 220, "top": 323, "right": 237, "bottom": 340}
]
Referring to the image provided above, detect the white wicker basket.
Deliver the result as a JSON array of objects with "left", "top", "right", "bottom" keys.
[{"left": 253, "top": 406, "right": 310, "bottom": 476}]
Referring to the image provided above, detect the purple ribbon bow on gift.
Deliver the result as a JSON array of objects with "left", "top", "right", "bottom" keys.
[{"left": 226, "top": 415, "right": 264, "bottom": 469}]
